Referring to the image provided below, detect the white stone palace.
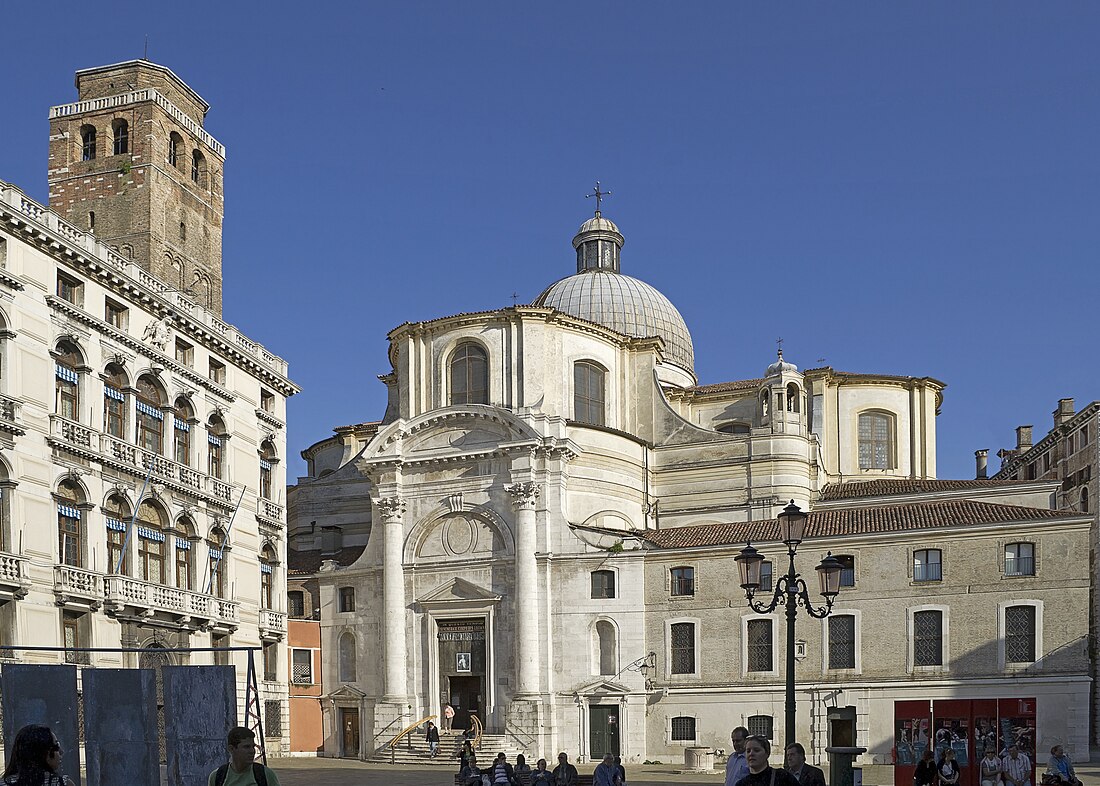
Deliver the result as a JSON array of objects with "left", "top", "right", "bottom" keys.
[{"left": 289, "top": 208, "right": 1090, "bottom": 774}]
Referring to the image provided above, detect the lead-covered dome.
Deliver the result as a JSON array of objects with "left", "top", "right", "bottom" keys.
[{"left": 533, "top": 212, "right": 695, "bottom": 375}]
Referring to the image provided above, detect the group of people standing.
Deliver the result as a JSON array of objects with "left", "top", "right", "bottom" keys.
[
  {"left": 915, "top": 743, "right": 1083, "bottom": 786},
  {"left": 457, "top": 747, "right": 625, "bottom": 786},
  {"left": 724, "top": 726, "right": 825, "bottom": 786}
]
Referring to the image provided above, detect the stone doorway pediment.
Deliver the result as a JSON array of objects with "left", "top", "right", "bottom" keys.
[
  {"left": 574, "top": 678, "right": 632, "bottom": 697},
  {"left": 323, "top": 684, "right": 368, "bottom": 701},
  {"left": 417, "top": 577, "right": 501, "bottom": 610}
]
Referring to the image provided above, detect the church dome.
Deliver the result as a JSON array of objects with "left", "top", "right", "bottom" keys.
[
  {"left": 765, "top": 349, "right": 798, "bottom": 377},
  {"left": 533, "top": 212, "right": 695, "bottom": 374}
]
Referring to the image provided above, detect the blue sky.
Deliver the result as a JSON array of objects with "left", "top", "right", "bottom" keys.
[{"left": 2, "top": 3, "right": 1097, "bottom": 481}]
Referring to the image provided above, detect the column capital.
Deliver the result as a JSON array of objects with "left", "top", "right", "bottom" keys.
[
  {"left": 505, "top": 482, "right": 540, "bottom": 510},
  {"left": 376, "top": 495, "right": 406, "bottom": 521}
]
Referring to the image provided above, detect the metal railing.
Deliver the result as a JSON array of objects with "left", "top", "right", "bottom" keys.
[{"left": 387, "top": 714, "right": 438, "bottom": 764}]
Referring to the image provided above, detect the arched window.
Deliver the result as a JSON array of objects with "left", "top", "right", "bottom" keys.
[
  {"left": 259, "top": 544, "right": 276, "bottom": 609},
  {"left": 191, "top": 150, "right": 206, "bottom": 185},
  {"left": 449, "top": 343, "right": 488, "bottom": 405},
  {"left": 174, "top": 516, "right": 196, "bottom": 590},
  {"left": 260, "top": 440, "right": 277, "bottom": 500},
  {"left": 786, "top": 383, "right": 800, "bottom": 413},
  {"left": 207, "top": 416, "right": 227, "bottom": 479},
  {"left": 858, "top": 411, "right": 894, "bottom": 470},
  {"left": 574, "top": 361, "right": 606, "bottom": 426},
  {"left": 136, "top": 500, "right": 167, "bottom": 583},
  {"left": 168, "top": 133, "right": 183, "bottom": 167},
  {"left": 57, "top": 481, "right": 84, "bottom": 567},
  {"left": 88, "top": 211, "right": 95, "bottom": 231},
  {"left": 112, "top": 119, "right": 129, "bottom": 155},
  {"left": 207, "top": 527, "right": 227, "bottom": 597},
  {"left": 595, "top": 620, "right": 616, "bottom": 676},
  {"left": 1082, "top": 488, "right": 1089, "bottom": 513},
  {"left": 760, "top": 390, "right": 770, "bottom": 419},
  {"left": 103, "top": 364, "right": 129, "bottom": 439},
  {"left": 339, "top": 632, "right": 357, "bottom": 682},
  {"left": 54, "top": 341, "right": 82, "bottom": 420},
  {"left": 80, "top": 125, "right": 96, "bottom": 161},
  {"left": 104, "top": 493, "right": 132, "bottom": 574},
  {"left": 173, "top": 398, "right": 193, "bottom": 466},
  {"left": 716, "top": 422, "right": 751, "bottom": 435},
  {"left": 135, "top": 375, "right": 165, "bottom": 453},
  {"left": 0, "top": 461, "right": 10, "bottom": 551}
]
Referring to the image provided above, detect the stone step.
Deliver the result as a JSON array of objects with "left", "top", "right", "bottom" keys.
[{"left": 369, "top": 732, "right": 527, "bottom": 767}]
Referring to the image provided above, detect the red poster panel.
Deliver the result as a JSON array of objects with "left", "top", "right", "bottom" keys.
[
  {"left": 933, "top": 700, "right": 973, "bottom": 786},
  {"left": 895, "top": 700, "right": 933, "bottom": 786},
  {"left": 971, "top": 700, "right": 998, "bottom": 762},
  {"left": 998, "top": 698, "right": 1037, "bottom": 784}
]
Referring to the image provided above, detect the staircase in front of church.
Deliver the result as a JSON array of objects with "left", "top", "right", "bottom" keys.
[{"left": 369, "top": 730, "right": 528, "bottom": 766}]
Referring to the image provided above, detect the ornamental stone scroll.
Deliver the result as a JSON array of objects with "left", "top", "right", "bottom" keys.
[{"left": 505, "top": 482, "right": 540, "bottom": 511}]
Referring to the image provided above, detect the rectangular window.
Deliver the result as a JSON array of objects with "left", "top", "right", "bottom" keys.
[
  {"left": 747, "top": 715, "right": 773, "bottom": 739},
  {"left": 828, "top": 614, "right": 856, "bottom": 670},
  {"left": 174, "top": 420, "right": 191, "bottom": 466},
  {"left": 913, "top": 549, "right": 942, "bottom": 582},
  {"left": 746, "top": 619, "right": 773, "bottom": 672},
  {"left": 104, "top": 391, "right": 125, "bottom": 439},
  {"left": 260, "top": 567, "right": 273, "bottom": 610},
  {"left": 288, "top": 591, "right": 305, "bottom": 618},
  {"left": 1081, "top": 425, "right": 1089, "bottom": 448},
  {"left": 670, "top": 622, "right": 695, "bottom": 674},
  {"left": 264, "top": 700, "right": 282, "bottom": 737},
  {"left": 591, "top": 570, "right": 615, "bottom": 599},
  {"left": 175, "top": 541, "right": 192, "bottom": 590},
  {"left": 759, "top": 561, "right": 773, "bottom": 592},
  {"left": 138, "top": 535, "right": 165, "bottom": 584},
  {"left": 57, "top": 273, "right": 83, "bottom": 305},
  {"left": 174, "top": 339, "right": 194, "bottom": 367},
  {"left": 105, "top": 300, "right": 127, "bottom": 329},
  {"left": 671, "top": 716, "right": 696, "bottom": 742},
  {"left": 1005, "top": 605, "right": 1036, "bottom": 664},
  {"left": 291, "top": 648, "right": 313, "bottom": 684},
  {"left": 62, "top": 611, "right": 89, "bottom": 665},
  {"left": 837, "top": 555, "right": 855, "bottom": 587},
  {"left": 339, "top": 587, "right": 355, "bottom": 613},
  {"left": 1005, "top": 543, "right": 1035, "bottom": 576},
  {"left": 260, "top": 389, "right": 275, "bottom": 413},
  {"left": 209, "top": 358, "right": 226, "bottom": 385},
  {"left": 670, "top": 567, "right": 695, "bottom": 597},
  {"left": 263, "top": 641, "right": 279, "bottom": 682},
  {"left": 913, "top": 610, "right": 943, "bottom": 667},
  {"left": 211, "top": 633, "right": 230, "bottom": 666}
]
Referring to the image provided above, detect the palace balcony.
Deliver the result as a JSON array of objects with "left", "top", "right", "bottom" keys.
[
  {"left": 258, "top": 609, "right": 287, "bottom": 641},
  {"left": 53, "top": 565, "right": 105, "bottom": 610},
  {"left": 104, "top": 574, "right": 240, "bottom": 631},
  {"left": 257, "top": 499, "right": 285, "bottom": 527},
  {"left": 0, "top": 552, "right": 32, "bottom": 600},
  {"left": 0, "top": 394, "right": 24, "bottom": 437}
]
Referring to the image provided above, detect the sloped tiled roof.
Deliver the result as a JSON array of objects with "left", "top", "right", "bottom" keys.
[
  {"left": 820, "top": 478, "right": 1034, "bottom": 501},
  {"left": 642, "top": 500, "right": 1069, "bottom": 550},
  {"left": 686, "top": 378, "right": 764, "bottom": 395},
  {"left": 287, "top": 545, "right": 366, "bottom": 576}
]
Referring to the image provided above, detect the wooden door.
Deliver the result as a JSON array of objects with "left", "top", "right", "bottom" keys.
[
  {"left": 340, "top": 708, "right": 360, "bottom": 758},
  {"left": 588, "top": 705, "right": 620, "bottom": 758}
]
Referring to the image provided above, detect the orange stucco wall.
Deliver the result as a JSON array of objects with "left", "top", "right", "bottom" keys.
[{"left": 288, "top": 618, "right": 324, "bottom": 752}]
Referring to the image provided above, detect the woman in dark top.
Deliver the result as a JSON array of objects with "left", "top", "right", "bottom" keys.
[
  {"left": 737, "top": 735, "right": 800, "bottom": 786},
  {"left": 937, "top": 749, "right": 961, "bottom": 786},
  {"left": 1, "top": 724, "right": 69, "bottom": 786},
  {"left": 914, "top": 749, "right": 938, "bottom": 786}
]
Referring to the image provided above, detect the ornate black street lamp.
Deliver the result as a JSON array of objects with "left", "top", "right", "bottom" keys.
[{"left": 735, "top": 500, "right": 843, "bottom": 746}]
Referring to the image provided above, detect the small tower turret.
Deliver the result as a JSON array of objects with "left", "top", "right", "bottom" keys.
[{"left": 760, "top": 348, "right": 806, "bottom": 434}]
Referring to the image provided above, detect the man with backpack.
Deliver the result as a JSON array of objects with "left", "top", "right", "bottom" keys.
[{"left": 208, "top": 726, "right": 281, "bottom": 786}]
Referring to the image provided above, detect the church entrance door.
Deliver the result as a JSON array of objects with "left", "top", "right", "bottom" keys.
[
  {"left": 449, "top": 675, "right": 482, "bottom": 731},
  {"left": 589, "top": 705, "right": 620, "bottom": 758}
]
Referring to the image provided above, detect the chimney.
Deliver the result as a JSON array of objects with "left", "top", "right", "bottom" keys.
[
  {"left": 320, "top": 525, "right": 343, "bottom": 556},
  {"left": 1055, "top": 398, "right": 1075, "bottom": 428},
  {"left": 975, "top": 449, "right": 989, "bottom": 479},
  {"left": 1016, "top": 425, "right": 1033, "bottom": 452}
]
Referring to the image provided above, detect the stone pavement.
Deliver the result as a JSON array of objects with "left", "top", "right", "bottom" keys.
[{"left": 270, "top": 752, "right": 1100, "bottom": 786}]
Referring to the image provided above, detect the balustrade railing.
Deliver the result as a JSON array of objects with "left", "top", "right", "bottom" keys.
[
  {"left": 54, "top": 565, "right": 105, "bottom": 601},
  {"left": 104, "top": 574, "right": 240, "bottom": 623},
  {"left": 0, "top": 552, "right": 29, "bottom": 596},
  {"left": 260, "top": 500, "right": 284, "bottom": 521},
  {"left": 260, "top": 609, "right": 287, "bottom": 633},
  {"left": 0, "top": 395, "right": 19, "bottom": 427}
]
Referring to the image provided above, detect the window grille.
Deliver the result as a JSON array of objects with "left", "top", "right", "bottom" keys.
[
  {"left": 858, "top": 412, "right": 892, "bottom": 469},
  {"left": 291, "top": 650, "right": 312, "bottom": 684},
  {"left": 288, "top": 591, "right": 305, "bottom": 618},
  {"left": 670, "top": 567, "right": 694, "bottom": 597},
  {"left": 913, "top": 549, "right": 942, "bottom": 582},
  {"left": 747, "top": 715, "right": 773, "bottom": 739},
  {"left": 913, "top": 610, "right": 943, "bottom": 667},
  {"left": 746, "top": 619, "right": 773, "bottom": 671},
  {"left": 828, "top": 615, "right": 856, "bottom": 669},
  {"left": 1005, "top": 605, "right": 1036, "bottom": 663},
  {"left": 1004, "top": 543, "right": 1035, "bottom": 576},
  {"left": 671, "top": 716, "right": 696, "bottom": 741},
  {"left": 670, "top": 622, "right": 695, "bottom": 674},
  {"left": 264, "top": 700, "right": 282, "bottom": 736}
]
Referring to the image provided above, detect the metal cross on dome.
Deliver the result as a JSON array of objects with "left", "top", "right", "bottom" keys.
[{"left": 586, "top": 181, "right": 612, "bottom": 216}]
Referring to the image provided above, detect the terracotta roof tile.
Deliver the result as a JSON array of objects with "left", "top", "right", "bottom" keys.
[
  {"left": 686, "top": 378, "right": 764, "bottom": 394},
  {"left": 642, "top": 500, "right": 1068, "bottom": 549},
  {"left": 820, "top": 479, "right": 1034, "bottom": 501},
  {"left": 287, "top": 545, "right": 366, "bottom": 575}
]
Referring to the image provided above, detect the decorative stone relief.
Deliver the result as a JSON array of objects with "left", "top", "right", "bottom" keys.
[
  {"left": 505, "top": 482, "right": 540, "bottom": 510},
  {"left": 141, "top": 315, "right": 173, "bottom": 352},
  {"left": 376, "top": 496, "right": 406, "bottom": 521}
]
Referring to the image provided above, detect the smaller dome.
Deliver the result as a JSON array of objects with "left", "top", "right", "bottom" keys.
[
  {"left": 576, "top": 215, "right": 621, "bottom": 236},
  {"left": 765, "top": 349, "right": 798, "bottom": 377}
]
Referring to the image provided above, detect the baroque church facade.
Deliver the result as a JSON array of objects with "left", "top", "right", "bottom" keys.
[
  {"left": 0, "top": 61, "right": 297, "bottom": 752},
  {"left": 289, "top": 211, "right": 1090, "bottom": 775}
]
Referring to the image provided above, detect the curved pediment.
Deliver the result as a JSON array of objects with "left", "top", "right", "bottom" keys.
[
  {"left": 407, "top": 511, "right": 513, "bottom": 563},
  {"left": 359, "top": 406, "right": 542, "bottom": 466}
]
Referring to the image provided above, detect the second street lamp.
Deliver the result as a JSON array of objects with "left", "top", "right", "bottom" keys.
[{"left": 735, "top": 500, "right": 843, "bottom": 746}]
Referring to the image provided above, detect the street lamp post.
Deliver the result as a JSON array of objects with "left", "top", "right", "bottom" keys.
[{"left": 735, "top": 500, "right": 843, "bottom": 746}]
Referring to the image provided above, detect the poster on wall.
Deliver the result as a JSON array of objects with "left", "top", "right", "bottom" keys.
[
  {"left": 974, "top": 717, "right": 998, "bottom": 760},
  {"left": 456, "top": 653, "right": 471, "bottom": 673},
  {"left": 933, "top": 717, "right": 969, "bottom": 766},
  {"left": 895, "top": 717, "right": 930, "bottom": 764},
  {"left": 999, "top": 716, "right": 1036, "bottom": 759}
]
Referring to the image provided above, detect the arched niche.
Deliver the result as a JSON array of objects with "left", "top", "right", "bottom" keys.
[{"left": 405, "top": 510, "right": 514, "bottom": 563}]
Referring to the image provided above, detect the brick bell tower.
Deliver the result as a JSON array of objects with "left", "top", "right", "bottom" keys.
[{"left": 47, "top": 60, "right": 226, "bottom": 314}]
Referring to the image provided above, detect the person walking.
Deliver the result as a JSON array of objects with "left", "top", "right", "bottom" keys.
[
  {"left": 531, "top": 759, "right": 554, "bottom": 785},
  {"left": 980, "top": 748, "right": 1003, "bottom": 786},
  {"left": 443, "top": 703, "right": 456, "bottom": 732},
  {"left": 425, "top": 720, "right": 440, "bottom": 758},
  {"left": 208, "top": 726, "right": 280, "bottom": 786},
  {"left": 725, "top": 726, "right": 750, "bottom": 786},
  {"left": 553, "top": 752, "right": 579, "bottom": 786},
  {"left": 1046, "top": 746, "right": 1081, "bottom": 786},
  {"left": 915, "top": 749, "right": 938, "bottom": 786},
  {"left": 1003, "top": 744, "right": 1033, "bottom": 786},
  {"left": 1, "top": 724, "right": 72, "bottom": 786},
  {"left": 785, "top": 743, "right": 826, "bottom": 786},
  {"left": 736, "top": 735, "right": 800, "bottom": 786},
  {"left": 937, "top": 749, "right": 960, "bottom": 786}
]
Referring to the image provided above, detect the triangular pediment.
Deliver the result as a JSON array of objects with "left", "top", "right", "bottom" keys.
[
  {"left": 574, "top": 678, "right": 632, "bottom": 695},
  {"left": 417, "top": 577, "right": 502, "bottom": 606},
  {"left": 323, "top": 684, "right": 368, "bottom": 700}
]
